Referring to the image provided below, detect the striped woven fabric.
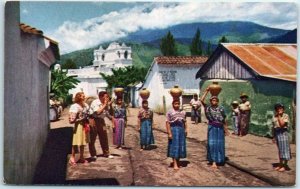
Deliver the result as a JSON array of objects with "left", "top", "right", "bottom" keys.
[
  {"left": 207, "top": 125, "right": 225, "bottom": 164},
  {"left": 167, "top": 122, "right": 186, "bottom": 159},
  {"left": 140, "top": 119, "right": 155, "bottom": 146},
  {"left": 275, "top": 129, "right": 291, "bottom": 160},
  {"left": 113, "top": 118, "right": 125, "bottom": 146}
]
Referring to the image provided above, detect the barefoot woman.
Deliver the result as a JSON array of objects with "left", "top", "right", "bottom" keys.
[
  {"left": 272, "top": 103, "right": 291, "bottom": 172},
  {"left": 200, "top": 87, "right": 229, "bottom": 169},
  {"left": 166, "top": 99, "right": 187, "bottom": 170}
]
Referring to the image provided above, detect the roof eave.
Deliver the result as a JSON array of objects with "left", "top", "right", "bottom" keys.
[{"left": 260, "top": 75, "right": 297, "bottom": 83}]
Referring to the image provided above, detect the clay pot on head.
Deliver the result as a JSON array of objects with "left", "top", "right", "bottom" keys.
[
  {"left": 209, "top": 82, "right": 222, "bottom": 96},
  {"left": 139, "top": 88, "right": 150, "bottom": 100},
  {"left": 114, "top": 87, "right": 124, "bottom": 98},
  {"left": 170, "top": 85, "right": 183, "bottom": 100}
]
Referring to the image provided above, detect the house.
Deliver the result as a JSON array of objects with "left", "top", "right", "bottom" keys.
[
  {"left": 196, "top": 43, "right": 297, "bottom": 140},
  {"left": 4, "top": 2, "right": 60, "bottom": 184},
  {"left": 67, "top": 42, "right": 132, "bottom": 97},
  {"left": 140, "top": 56, "right": 208, "bottom": 113}
]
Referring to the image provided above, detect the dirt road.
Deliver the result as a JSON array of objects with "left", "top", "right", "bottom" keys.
[{"left": 63, "top": 108, "right": 279, "bottom": 186}]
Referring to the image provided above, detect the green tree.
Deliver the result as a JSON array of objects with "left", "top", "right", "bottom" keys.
[
  {"left": 100, "top": 66, "right": 147, "bottom": 89},
  {"left": 160, "top": 31, "right": 177, "bottom": 56},
  {"left": 190, "top": 28, "right": 203, "bottom": 55},
  {"left": 88, "top": 59, "right": 93, "bottom": 66},
  {"left": 50, "top": 69, "right": 80, "bottom": 101},
  {"left": 206, "top": 40, "right": 212, "bottom": 56},
  {"left": 218, "top": 36, "right": 229, "bottom": 44},
  {"left": 61, "top": 58, "right": 77, "bottom": 69},
  {"left": 100, "top": 66, "right": 147, "bottom": 104}
]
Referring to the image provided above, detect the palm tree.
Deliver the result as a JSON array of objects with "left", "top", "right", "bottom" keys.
[{"left": 50, "top": 69, "right": 80, "bottom": 102}]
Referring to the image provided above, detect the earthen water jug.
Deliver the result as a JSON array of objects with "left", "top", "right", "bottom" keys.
[
  {"left": 139, "top": 88, "right": 150, "bottom": 100},
  {"left": 170, "top": 85, "right": 183, "bottom": 100},
  {"left": 114, "top": 87, "right": 124, "bottom": 98},
  {"left": 209, "top": 82, "right": 222, "bottom": 96}
]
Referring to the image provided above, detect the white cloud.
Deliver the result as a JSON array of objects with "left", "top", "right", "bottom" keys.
[
  {"left": 22, "top": 8, "right": 29, "bottom": 14},
  {"left": 49, "top": 2, "right": 297, "bottom": 54}
]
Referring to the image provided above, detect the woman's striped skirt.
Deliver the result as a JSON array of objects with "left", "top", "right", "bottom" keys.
[
  {"left": 113, "top": 118, "right": 125, "bottom": 146},
  {"left": 239, "top": 111, "right": 250, "bottom": 136},
  {"left": 275, "top": 129, "right": 291, "bottom": 160},
  {"left": 207, "top": 124, "right": 225, "bottom": 164},
  {"left": 140, "top": 119, "right": 155, "bottom": 146},
  {"left": 167, "top": 122, "right": 186, "bottom": 159}
]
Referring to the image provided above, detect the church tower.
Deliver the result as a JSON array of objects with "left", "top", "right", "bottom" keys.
[{"left": 93, "top": 42, "right": 132, "bottom": 74}]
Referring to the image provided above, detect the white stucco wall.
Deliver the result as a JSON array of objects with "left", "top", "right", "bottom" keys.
[
  {"left": 93, "top": 42, "right": 132, "bottom": 67},
  {"left": 67, "top": 42, "right": 133, "bottom": 98},
  {"left": 4, "top": 2, "right": 53, "bottom": 184},
  {"left": 68, "top": 77, "right": 107, "bottom": 98},
  {"left": 141, "top": 63, "right": 202, "bottom": 111}
]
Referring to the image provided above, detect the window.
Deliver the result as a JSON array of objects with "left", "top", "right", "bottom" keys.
[
  {"left": 159, "top": 70, "right": 177, "bottom": 83},
  {"left": 124, "top": 51, "right": 128, "bottom": 59},
  {"left": 101, "top": 54, "right": 105, "bottom": 61}
]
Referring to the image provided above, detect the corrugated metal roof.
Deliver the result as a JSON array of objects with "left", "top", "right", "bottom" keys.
[
  {"left": 155, "top": 56, "right": 208, "bottom": 65},
  {"left": 223, "top": 43, "right": 297, "bottom": 82}
]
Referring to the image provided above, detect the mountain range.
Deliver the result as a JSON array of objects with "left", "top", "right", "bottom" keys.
[
  {"left": 60, "top": 21, "right": 296, "bottom": 68},
  {"left": 123, "top": 21, "right": 290, "bottom": 44}
]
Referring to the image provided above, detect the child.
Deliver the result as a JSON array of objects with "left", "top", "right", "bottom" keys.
[
  {"left": 166, "top": 99, "right": 187, "bottom": 170},
  {"left": 112, "top": 97, "right": 127, "bottom": 149},
  {"left": 272, "top": 103, "right": 291, "bottom": 172},
  {"left": 231, "top": 101, "right": 240, "bottom": 135},
  {"left": 239, "top": 93, "right": 251, "bottom": 136},
  {"left": 137, "top": 100, "right": 155, "bottom": 151},
  {"left": 190, "top": 94, "right": 202, "bottom": 124}
]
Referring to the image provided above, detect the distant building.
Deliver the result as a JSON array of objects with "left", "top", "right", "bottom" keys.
[
  {"left": 67, "top": 42, "right": 132, "bottom": 97},
  {"left": 196, "top": 43, "right": 297, "bottom": 140},
  {"left": 140, "top": 56, "right": 208, "bottom": 113},
  {"left": 5, "top": 2, "right": 60, "bottom": 184}
]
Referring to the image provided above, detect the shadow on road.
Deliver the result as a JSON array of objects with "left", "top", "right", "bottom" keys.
[
  {"left": 32, "top": 127, "right": 73, "bottom": 184},
  {"left": 272, "top": 163, "right": 291, "bottom": 171},
  {"left": 65, "top": 178, "right": 120, "bottom": 185},
  {"left": 145, "top": 145, "right": 158, "bottom": 150},
  {"left": 169, "top": 160, "right": 191, "bottom": 168}
]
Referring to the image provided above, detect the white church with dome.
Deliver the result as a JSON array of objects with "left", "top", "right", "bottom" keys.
[{"left": 66, "top": 42, "right": 132, "bottom": 97}]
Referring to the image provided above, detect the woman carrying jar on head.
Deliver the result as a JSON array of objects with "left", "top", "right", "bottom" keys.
[
  {"left": 166, "top": 99, "right": 187, "bottom": 170},
  {"left": 200, "top": 87, "right": 229, "bottom": 170},
  {"left": 112, "top": 97, "right": 127, "bottom": 149}
]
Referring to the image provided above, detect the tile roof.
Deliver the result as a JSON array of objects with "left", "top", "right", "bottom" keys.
[
  {"left": 20, "top": 23, "right": 43, "bottom": 35},
  {"left": 155, "top": 56, "right": 208, "bottom": 65},
  {"left": 20, "top": 23, "right": 60, "bottom": 60},
  {"left": 223, "top": 43, "right": 297, "bottom": 82},
  {"left": 20, "top": 23, "right": 58, "bottom": 45}
]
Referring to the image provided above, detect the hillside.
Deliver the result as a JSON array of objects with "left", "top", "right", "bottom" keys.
[
  {"left": 270, "top": 29, "right": 297, "bottom": 43},
  {"left": 60, "top": 48, "right": 95, "bottom": 68},
  {"left": 60, "top": 43, "right": 162, "bottom": 68},
  {"left": 123, "top": 21, "right": 289, "bottom": 44}
]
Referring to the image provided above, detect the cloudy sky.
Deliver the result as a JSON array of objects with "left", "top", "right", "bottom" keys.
[{"left": 20, "top": 1, "right": 298, "bottom": 54}]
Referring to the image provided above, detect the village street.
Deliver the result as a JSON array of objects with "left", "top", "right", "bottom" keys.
[{"left": 49, "top": 108, "right": 295, "bottom": 186}]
